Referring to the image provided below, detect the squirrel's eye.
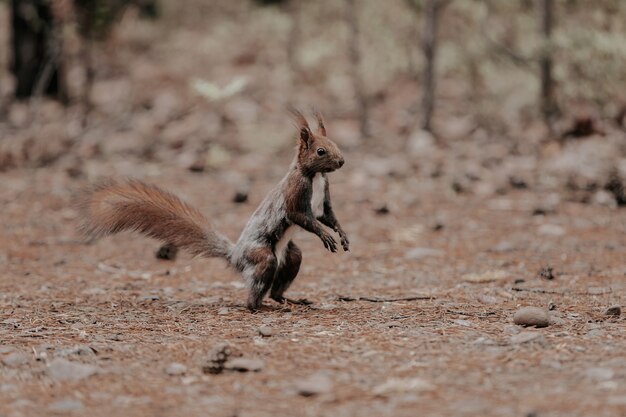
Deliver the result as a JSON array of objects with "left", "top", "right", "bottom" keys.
[{"left": 316, "top": 148, "right": 326, "bottom": 156}]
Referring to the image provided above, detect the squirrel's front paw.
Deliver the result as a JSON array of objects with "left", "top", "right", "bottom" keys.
[
  {"left": 320, "top": 232, "right": 337, "bottom": 252},
  {"left": 336, "top": 229, "right": 349, "bottom": 251},
  {"left": 339, "top": 234, "right": 350, "bottom": 252}
]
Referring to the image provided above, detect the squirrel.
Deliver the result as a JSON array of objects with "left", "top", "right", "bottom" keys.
[{"left": 79, "top": 110, "right": 349, "bottom": 311}]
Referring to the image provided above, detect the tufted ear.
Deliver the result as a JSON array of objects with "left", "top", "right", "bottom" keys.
[
  {"left": 289, "top": 107, "right": 312, "bottom": 149},
  {"left": 299, "top": 126, "right": 312, "bottom": 149},
  {"left": 313, "top": 110, "right": 326, "bottom": 136}
]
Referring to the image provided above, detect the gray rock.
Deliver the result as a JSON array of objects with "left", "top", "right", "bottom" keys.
[
  {"left": 513, "top": 307, "right": 550, "bottom": 328},
  {"left": 585, "top": 367, "right": 614, "bottom": 381},
  {"left": 404, "top": 247, "right": 443, "bottom": 260},
  {"left": 56, "top": 345, "right": 96, "bottom": 358},
  {"left": 0, "top": 345, "right": 17, "bottom": 354},
  {"left": 605, "top": 305, "right": 621, "bottom": 317},
  {"left": 258, "top": 326, "right": 273, "bottom": 337},
  {"left": 48, "top": 399, "right": 84, "bottom": 412},
  {"left": 47, "top": 359, "right": 99, "bottom": 382},
  {"left": 538, "top": 224, "right": 566, "bottom": 237},
  {"left": 224, "top": 358, "right": 264, "bottom": 372},
  {"left": 165, "top": 363, "right": 187, "bottom": 376},
  {"left": 1, "top": 352, "right": 29, "bottom": 367},
  {"left": 296, "top": 373, "right": 334, "bottom": 397}
]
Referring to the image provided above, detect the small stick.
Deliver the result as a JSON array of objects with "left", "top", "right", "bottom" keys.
[{"left": 337, "top": 295, "right": 434, "bottom": 303}]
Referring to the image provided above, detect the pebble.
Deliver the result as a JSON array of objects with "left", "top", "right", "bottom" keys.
[
  {"left": 56, "top": 345, "right": 96, "bottom": 358},
  {"left": 232, "top": 191, "right": 248, "bottom": 204},
  {"left": 605, "top": 305, "right": 621, "bottom": 317},
  {"left": 513, "top": 307, "right": 550, "bottom": 328},
  {"left": 48, "top": 399, "right": 84, "bottom": 412},
  {"left": 538, "top": 224, "right": 566, "bottom": 237},
  {"left": 296, "top": 373, "right": 334, "bottom": 397},
  {"left": 490, "top": 241, "right": 516, "bottom": 253},
  {"left": 1, "top": 352, "right": 29, "bottom": 367},
  {"left": 258, "top": 326, "right": 273, "bottom": 337},
  {"left": 585, "top": 367, "right": 614, "bottom": 381},
  {"left": 463, "top": 270, "right": 509, "bottom": 283},
  {"left": 224, "top": 358, "right": 264, "bottom": 372},
  {"left": 478, "top": 294, "right": 498, "bottom": 305},
  {"left": 47, "top": 359, "right": 99, "bottom": 382},
  {"left": 373, "top": 204, "right": 390, "bottom": 215},
  {"left": 165, "top": 363, "right": 187, "bottom": 376},
  {"left": 373, "top": 377, "right": 435, "bottom": 395},
  {"left": 404, "top": 247, "right": 442, "bottom": 260}
]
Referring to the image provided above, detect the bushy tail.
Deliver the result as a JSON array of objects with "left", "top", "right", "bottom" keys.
[{"left": 79, "top": 179, "right": 233, "bottom": 259}]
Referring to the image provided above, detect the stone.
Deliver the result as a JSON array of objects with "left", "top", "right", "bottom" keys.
[
  {"left": 373, "top": 377, "right": 435, "bottom": 395},
  {"left": 233, "top": 191, "right": 248, "bottom": 204},
  {"left": 404, "top": 247, "right": 442, "bottom": 260},
  {"left": 258, "top": 326, "right": 273, "bottom": 337},
  {"left": 585, "top": 367, "right": 614, "bottom": 381},
  {"left": 463, "top": 270, "right": 509, "bottom": 283},
  {"left": 47, "top": 359, "right": 99, "bottom": 382},
  {"left": 296, "top": 373, "right": 334, "bottom": 397},
  {"left": 165, "top": 363, "right": 187, "bottom": 376},
  {"left": 224, "top": 358, "right": 264, "bottom": 372},
  {"left": 538, "top": 224, "right": 566, "bottom": 237},
  {"left": 513, "top": 307, "right": 550, "bottom": 328},
  {"left": 48, "top": 399, "right": 84, "bottom": 412},
  {"left": 605, "top": 305, "right": 621, "bottom": 317},
  {"left": 1, "top": 352, "right": 29, "bottom": 367}
]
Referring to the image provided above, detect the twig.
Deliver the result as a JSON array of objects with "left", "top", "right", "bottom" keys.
[
  {"left": 345, "top": 0, "right": 370, "bottom": 139},
  {"left": 511, "top": 287, "right": 612, "bottom": 296},
  {"left": 446, "top": 309, "right": 498, "bottom": 318},
  {"left": 337, "top": 295, "right": 434, "bottom": 303}
]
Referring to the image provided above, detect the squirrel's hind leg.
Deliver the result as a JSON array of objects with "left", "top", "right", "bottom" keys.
[
  {"left": 270, "top": 242, "right": 303, "bottom": 304},
  {"left": 155, "top": 243, "right": 178, "bottom": 261},
  {"left": 244, "top": 247, "right": 278, "bottom": 311}
]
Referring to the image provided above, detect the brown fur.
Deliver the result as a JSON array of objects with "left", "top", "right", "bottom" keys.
[{"left": 79, "top": 179, "right": 232, "bottom": 259}]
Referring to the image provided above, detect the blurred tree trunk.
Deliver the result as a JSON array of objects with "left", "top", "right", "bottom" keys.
[
  {"left": 287, "top": 0, "right": 301, "bottom": 76},
  {"left": 420, "top": 0, "right": 446, "bottom": 132},
  {"left": 346, "top": 0, "right": 370, "bottom": 139},
  {"left": 539, "top": 0, "right": 558, "bottom": 132},
  {"left": 11, "top": 0, "right": 66, "bottom": 101}
]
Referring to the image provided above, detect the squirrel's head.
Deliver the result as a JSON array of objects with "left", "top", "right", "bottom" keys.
[{"left": 292, "top": 109, "right": 344, "bottom": 176}]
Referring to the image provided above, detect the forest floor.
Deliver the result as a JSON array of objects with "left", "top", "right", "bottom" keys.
[
  {"left": 1, "top": 2, "right": 626, "bottom": 416},
  {"left": 1, "top": 156, "right": 625, "bottom": 417}
]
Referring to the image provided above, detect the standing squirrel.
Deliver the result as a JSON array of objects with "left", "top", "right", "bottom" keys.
[{"left": 80, "top": 110, "right": 349, "bottom": 311}]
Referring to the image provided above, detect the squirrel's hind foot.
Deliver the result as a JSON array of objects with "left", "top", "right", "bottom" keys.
[{"left": 272, "top": 296, "right": 313, "bottom": 306}]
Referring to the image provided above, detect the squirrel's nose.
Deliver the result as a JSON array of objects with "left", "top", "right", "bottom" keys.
[{"left": 337, "top": 158, "right": 345, "bottom": 168}]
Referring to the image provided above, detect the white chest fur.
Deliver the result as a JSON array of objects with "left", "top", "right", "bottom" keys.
[{"left": 311, "top": 173, "right": 326, "bottom": 218}]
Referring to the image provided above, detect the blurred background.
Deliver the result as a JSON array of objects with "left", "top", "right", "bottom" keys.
[
  {"left": 2, "top": 3, "right": 626, "bottom": 415},
  {"left": 0, "top": 0, "right": 625, "bottom": 205}
]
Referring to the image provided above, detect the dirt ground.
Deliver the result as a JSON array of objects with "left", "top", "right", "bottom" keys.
[
  {"left": 1, "top": 2, "right": 626, "bottom": 416},
  {"left": 1, "top": 155, "right": 625, "bottom": 417}
]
